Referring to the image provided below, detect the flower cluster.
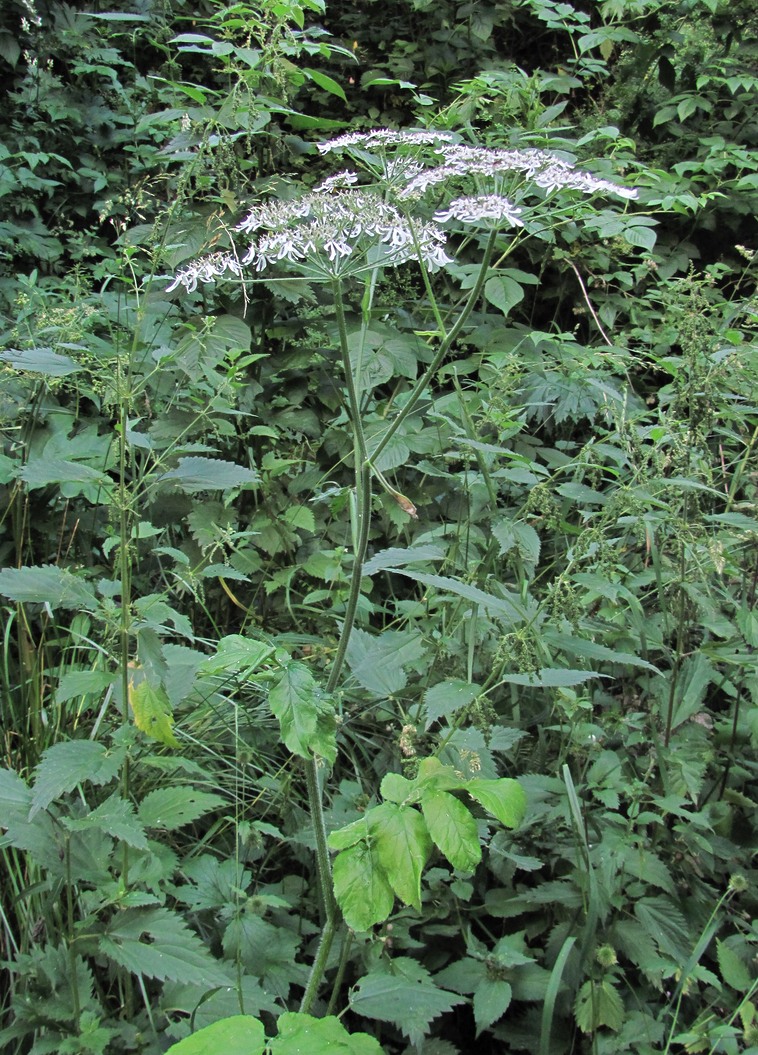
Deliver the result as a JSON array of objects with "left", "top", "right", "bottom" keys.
[{"left": 166, "top": 127, "right": 637, "bottom": 294}]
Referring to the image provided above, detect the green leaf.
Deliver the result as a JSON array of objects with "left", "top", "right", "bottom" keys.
[
  {"left": 0, "top": 565, "right": 99, "bottom": 612},
  {"left": 129, "top": 680, "right": 181, "bottom": 748},
  {"left": 271, "top": 1012, "right": 384, "bottom": 1055},
  {"left": 466, "top": 778, "right": 526, "bottom": 828},
  {"left": 349, "top": 958, "right": 465, "bottom": 1048},
  {"left": 380, "top": 772, "right": 415, "bottom": 803},
  {"left": 328, "top": 815, "right": 371, "bottom": 851},
  {"left": 157, "top": 457, "right": 259, "bottom": 493},
  {"left": 55, "top": 670, "right": 116, "bottom": 703},
  {"left": 138, "top": 788, "right": 226, "bottom": 831},
  {"left": 200, "top": 635, "right": 275, "bottom": 675},
  {"left": 386, "top": 570, "right": 531, "bottom": 625},
  {"left": 424, "top": 679, "right": 481, "bottom": 728},
  {"left": 717, "top": 940, "right": 753, "bottom": 991},
  {"left": 635, "top": 897, "right": 691, "bottom": 961},
  {"left": 269, "top": 661, "right": 336, "bottom": 762},
  {"left": 19, "top": 457, "right": 109, "bottom": 489},
  {"left": 421, "top": 788, "right": 481, "bottom": 872},
  {"left": 0, "top": 346, "right": 82, "bottom": 376},
  {"left": 474, "top": 978, "right": 512, "bottom": 1036},
  {"left": 64, "top": 792, "right": 148, "bottom": 849},
  {"left": 575, "top": 979, "right": 624, "bottom": 1033},
  {"left": 30, "top": 741, "right": 124, "bottom": 818},
  {"left": 363, "top": 544, "right": 444, "bottom": 576},
  {"left": 484, "top": 275, "right": 524, "bottom": 315},
  {"left": 345, "top": 627, "right": 426, "bottom": 696},
  {"left": 332, "top": 842, "right": 395, "bottom": 931},
  {"left": 99, "top": 908, "right": 231, "bottom": 988},
  {"left": 164, "top": 1016, "right": 265, "bottom": 1055},
  {"left": 501, "top": 668, "right": 606, "bottom": 687},
  {"left": 491, "top": 520, "right": 541, "bottom": 566},
  {"left": 371, "top": 803, "right": 432, "bottom": 910},
  {"left": 303, "top": 68, "right": 347, "bottom": 101}
]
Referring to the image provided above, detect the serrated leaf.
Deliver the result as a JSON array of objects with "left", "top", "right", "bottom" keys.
[
  {"left": 635, "top": 897, "right": 691, "bottom": 961},
  {"left": 55, "top": 669, "right": 116, "bottom": 702},
  {"left": 269, "top": 661, "right": 336, "bottom": 762},
  {"left": 424, "top": 679, "right": 481, "bottom": 729},
  {"left": 466, "top": 778, "right": 526, "bottom": 828},
  {"left": 575, "top": 979, "right": 624, "bottom": 1033},
  {"left": 157, "top": 457, "right": 259, "bottom": 493},
  {"left": 200, "top": 635, "right": 274, "bottom": 675},
  {"left": 19, "top": 457, "right": 110, "bottom": 489},
  {"left": 0, "top": 347, "right": 82, "bottom": 376},
  {"left": 328, "top": 815, "right": 371, "bottom": 852},
  {"left": 717, "top": 940, "right": 753, "bottom": 991},
  {"left": 0, "top": 565, "right": 99, "bottom": 611},
  {"left": 349, "top": 957, "right": 465, "bottom": 1048},
  {"left": 364, "top": 544, "right": 444, "bottom": 576},
  {"left": 138, "top": 788, "right": 226, "bottom": 831},
  {"left": 30, "top": 741, "right": 123, "bottom": 818},
  {"left": 474, "top": 978, "right": 512, "bottom": 1036},
  {"left": 129, "top": 679, "right": 181, "bottom": 748},
  {"left": 380, "top": 772, "right": 415, "bottom": 803},
  {"left": 271, "top": 1012, "right": 384, "bottom": 1055},
  {"left": 332, "top": 842, "right": 394, "bottom": 931},
  {"left": 164, "top": 1016, "right": 265, "bottom": 1055},
  {"left": 491, "top": 520, "right": 541, "bottom": 565},
  {"left": 421, "top": 789, "right": 481, "bottom": 872},
  {"left": 64, "top": 792, "right": 148, "bottom": 848},
  {"left": 501, "top": 668, "right": 606, "bottom": 687},
  {"left": 371, "top": 803, "right": 432, "bottom": 911},
  {"left": 345, "top": 627, "right": 425, "bottom": 697},
  {"left": 99, "top": 907, "right": 230, "bottom": 987},
  {"left": 0, "top": 767, "right": 31, "bottom": 811},
  {"left": 386, "top": 570, "right": 530, "bottom": 625}
]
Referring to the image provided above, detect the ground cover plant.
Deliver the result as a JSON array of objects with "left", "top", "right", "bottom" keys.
[{"left": 0, "top": 0, "right": 757, "bottom": 1053}]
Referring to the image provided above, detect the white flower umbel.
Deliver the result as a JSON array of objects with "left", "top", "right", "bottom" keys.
[
  {"left": 167, "top": 128, "right": 637, "bottom": 294},
  {"left": 435, "top": 195, "right": 525, "bottom": 228}
]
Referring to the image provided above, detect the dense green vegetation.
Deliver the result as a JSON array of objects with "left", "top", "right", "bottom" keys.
[{"left": 0, "top": 0, "right": 756, "bottom": 1052}]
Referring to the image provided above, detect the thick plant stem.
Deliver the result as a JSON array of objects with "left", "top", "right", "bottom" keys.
[
  {"left": 301, "top": 279, "right": 374, "bottom": 1011},
  {"left": 299, "top": 758, "right": 339, "bottom": 1014}
]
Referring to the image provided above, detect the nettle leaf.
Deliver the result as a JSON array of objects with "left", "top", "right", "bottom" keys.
[
  {"left": 0, "top": 346, "right": 82, "bottom": 376},
  {"left": 466, "top": 778, "right": 526, "bottom": 828},
  {"left": 387, "top": 569, "right": 531, "bottom": 625},
  {"left": 501, "top": 668, "right": 606, "bottom": 688},
  {"left": 30, "top": 741, "right": 124, "bottom": 818},
  {"left": 271, "top": 1012, "right": 384, "bottom": 1055},
  {"left": 575, "top": 979, "right": 625, "bottom": 1033},
  {"left": 268, "top": 661, "right": 336, "bottom": 762},
  {"left": 364, "top": 544, "right": 445, "bottom": 576},
  {"left": 157, "top": 457, "right": 259, "bottom": 494},
  {"left": 55, "top": 669, "right": 116, "bottom": 703},
  {"left": 0, "top": 564, "right": 99, "bottom": 612},
  {"left": 634, "top": 897, "right": 691, "bottom": 961},
  {"left": 138, "top": 788, "right": 227, "bottom": 831},
  {"left": 19, "top": 457, "right": 110, "bottom": 490},
  {"left": 421, "top": 788, "right": 481, "bottom": 872},
  {"left": 129, "top": 679, "right": 181, "bottom": 748},
  {"left": 424, "top": 679, "right": 481, "bottom": 729},
  {"left": 99, "top": 907, "right": 230, "bottom": 987},
  {"left": 371, "top": 802, "right": 432, "bottom": 911},
  {"left": 491, "top": 519, "right": 541, "bottom": 566},
  {"left": 350, "top": 957, "right": 465, "bottom": 1049},
  {"left": 200, "top": 635, "right": 274, "bottom": 676},
  {"left": 332, "top": 842, "right": 394, "bottom": 931},
  {"left": 164, "top": 1016, "right": 265, "bottom": 1055},
  {"left": 64, "top": 792, "right": 148, "bottom": 849},
  {"left": 345, "top": 627, "right": 426, "bottom": 696},
  {"left": 717, "top": 940, "right": 753, "bottom": 991},
  {"left": 474, "top": 978, "right": 512, "bottom": 1036}
]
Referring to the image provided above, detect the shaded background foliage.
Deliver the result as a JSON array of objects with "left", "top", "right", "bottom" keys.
[{"left": 1, "top": 0, "right": 757, "bottom": 1053}]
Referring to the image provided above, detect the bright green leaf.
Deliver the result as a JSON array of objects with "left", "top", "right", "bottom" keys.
[
  {"left": 371, "top": 803, "right": 432, "bottom": 910},
  {"left": 129, "top": 680, "right": 181, "bottom": 748},
  {"left": 332, "top": 842, "right": 394, "bottom": 931},
  {"left": 421, "top": 788, "right": 481, "bottom": 872},
  {"left": 466, "top": 778, "right": 526, "bottom": 828},
  {"left": 164, "top": 1016, "right": 265, "bottom": 1055}
]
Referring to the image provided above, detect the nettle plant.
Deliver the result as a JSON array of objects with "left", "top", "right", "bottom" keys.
[{"left": 157, "top": 128, "right": 638, "bottom": 1050}]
